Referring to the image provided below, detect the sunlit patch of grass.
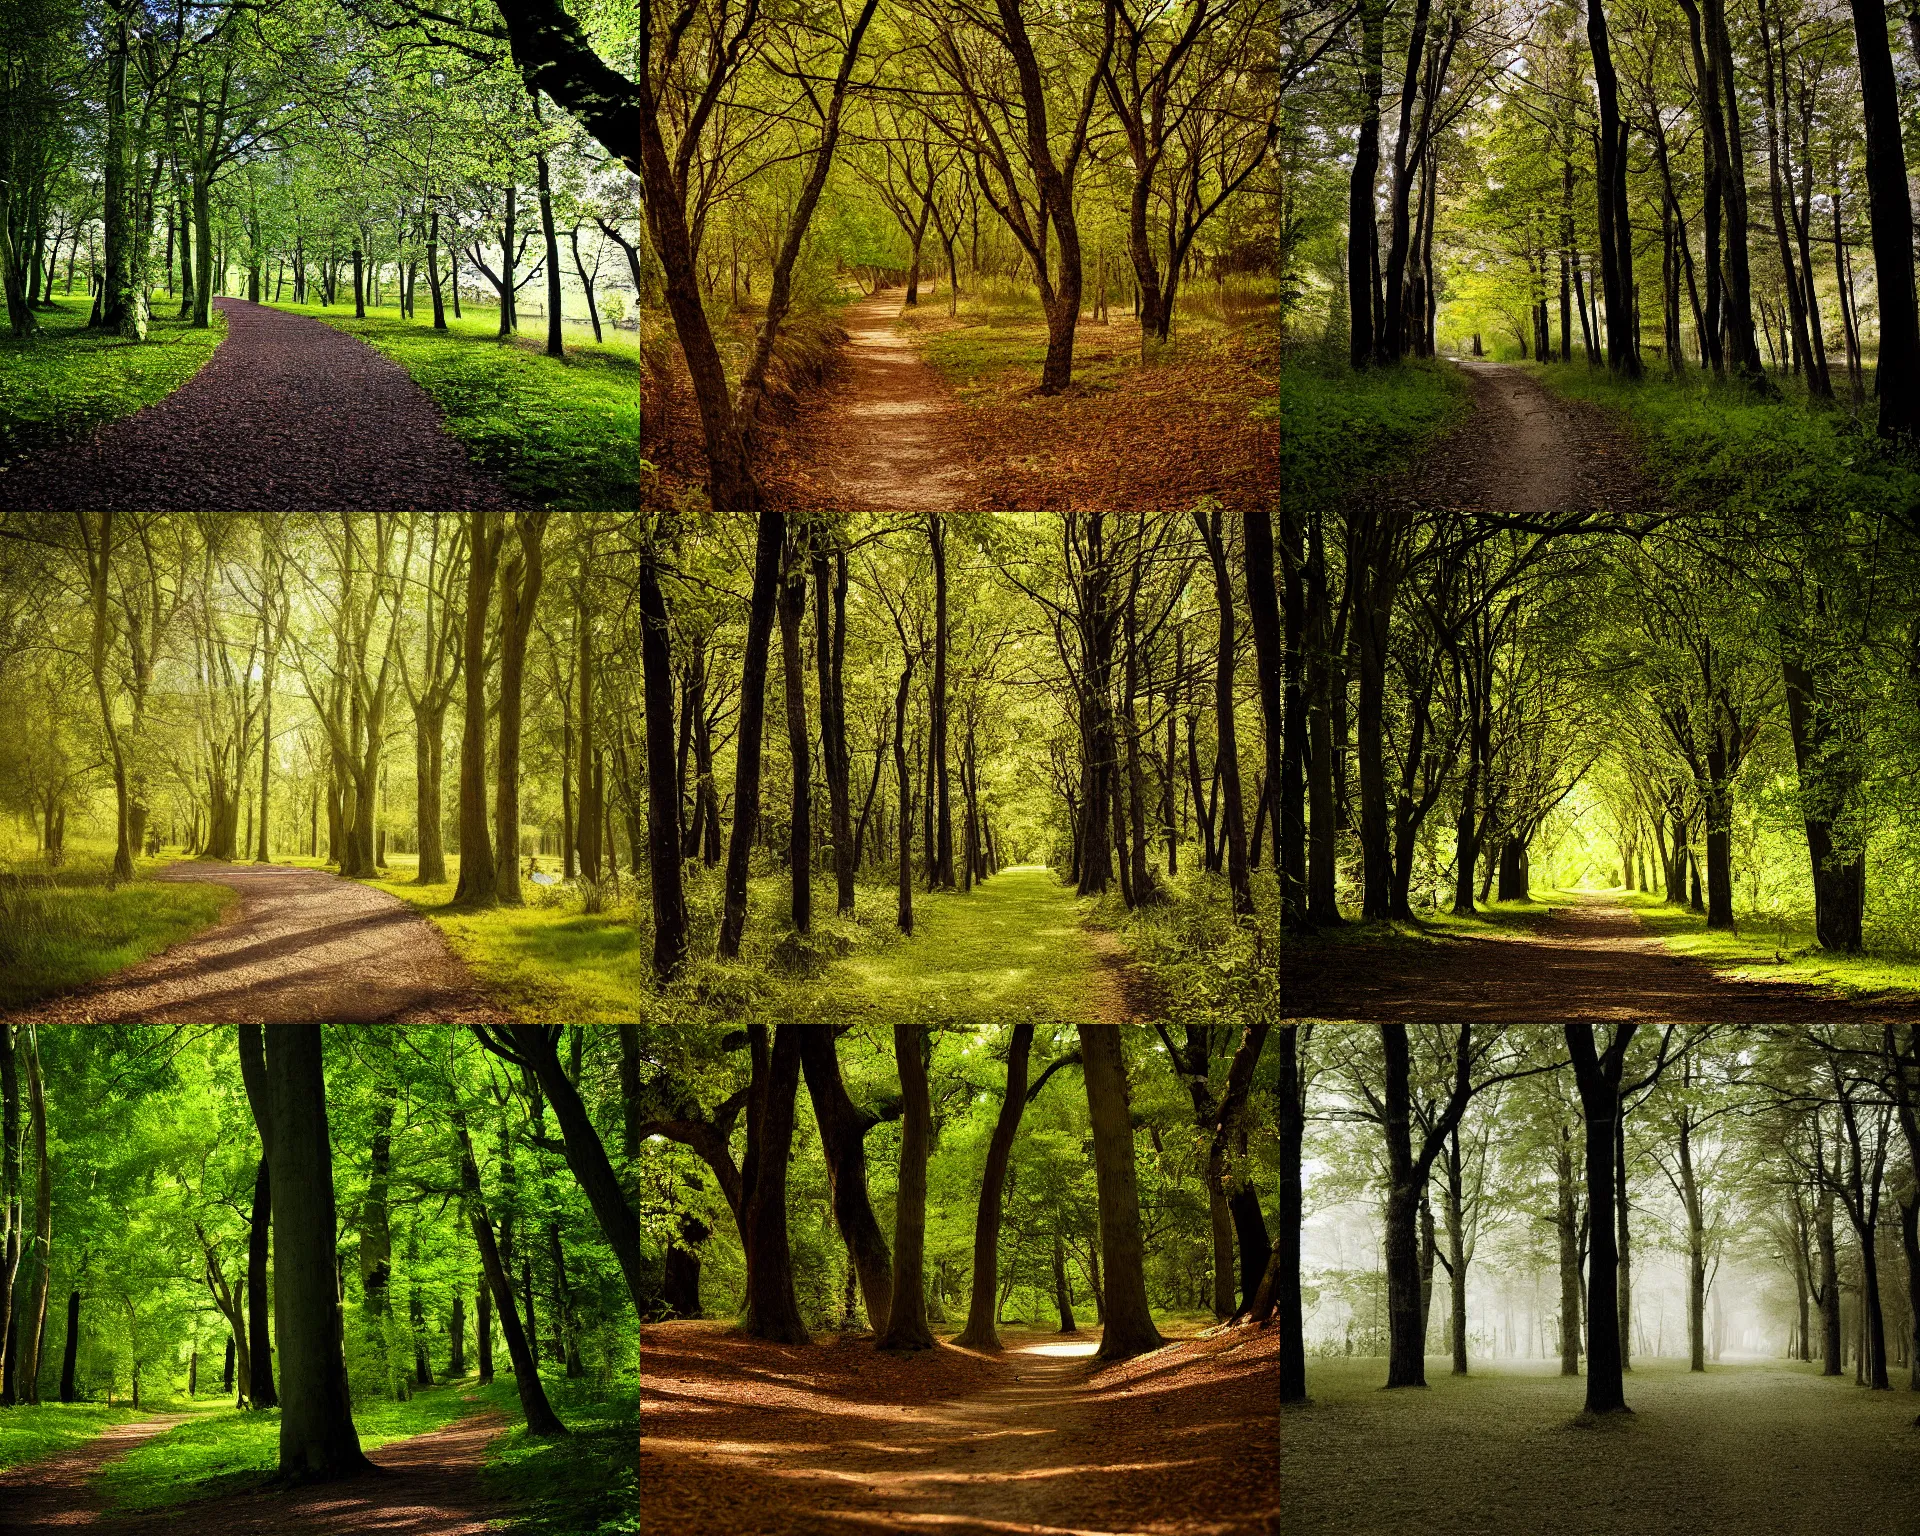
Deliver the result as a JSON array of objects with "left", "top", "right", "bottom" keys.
[
  {"left": 264, "top": 301, "right": 639, "bottom": 510},
  {"left": 0, "top": 1402, "right": 150, "bottom": 1475},
  {"left": 0, "top": 845, "right": 237, "bottom": 1010},
  {"left": 1620, "top": 889, "right": 1920, "bottom": 998},
  {"left": 483, "top": 1378, "right": 638, "bottom": 1536},
  {"left": 0, "top": 297, "right": 226, "bottom": 467}
]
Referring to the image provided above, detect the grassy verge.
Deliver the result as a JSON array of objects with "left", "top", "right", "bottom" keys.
[
  {"left": 0, "top": 847, "right": 237, "bottom": 1011},
  {"left": 0, "top": 1402, "right": 150, "bottom": 1475},
  {"left": 483, "top": 1378, "right": 638, "bottom": 1536},
  {"left": 263, "top": 302, "right": 639, "bottom": 510},
  {"left": 1617, "top": 889, "right": 1920, "bottom": 998},
  {"left": 1280, "top": 345, "right": 1468, "bottom": 517},
  {"left": 283, "top": 852, "right": 640, "bottom": 1024},
  {"left": 0, "top": 296, "right": 225, "bottom": 466}
]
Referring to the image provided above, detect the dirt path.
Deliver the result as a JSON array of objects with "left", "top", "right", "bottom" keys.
[
  {"left": 0, "top": 299, "right": 520, "bottom": 511},
  {"left": 99, "top": 1408, "right": 513, "bottom": 1536},
  {"left": 1284, "top": 891, "right": 1920, "bottom": 1021},
  {"left": 0, "top": 1413, "right": 189, "bottom": 1534},
  {"left": 794, "top": 289, "right": 968, "bottom": 512},
  {"left": 11, "top": 862, "right": 507, "bottom": 1024}
]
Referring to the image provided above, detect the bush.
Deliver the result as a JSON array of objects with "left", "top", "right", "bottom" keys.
[{"left": 1280, "top": 347, "right": 1466, "bottom": 517}]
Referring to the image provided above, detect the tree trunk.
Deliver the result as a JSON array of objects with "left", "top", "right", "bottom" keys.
[
  {"left": 639, "top": 547, "right": 688, "bottom": 978},
  {"left": 1078, "top": 1027, "right": 1163, "bottom": 1361},
  {"left": 797, "top": 1031, "right": 893, "bottom": 1336},
  {"left": 743, "top": 1028, "right": 811, "bottom": 1344},
  {"left": 58, "top": 1291, "right": 79, "bottom": 1403},
  {"left": 493, "top": 514, "right": 548, "bottom": 905},
  {"left": 878, "top": 1028, "right": 936, "bottom": 1351},
  {"left": 1565, "top": 1025, "right": 1635, "bottom": 1413},
  {"left": 954, "top": 1027, "right": 1035, "bottom": 1350},
  {"left": 778, "top": 552, "right": 813, "bottom": 931},
  {"left": 1847, "top": 0, "right": 1920, "bottom": 437},
  {"left": 719, "top": 508, "right": 789, "bottom": 955},
  {"left": 263, "top": 1028, "right": 370, "bottom": 1477},
  {"left": 455, "top": 514, "right": 503, "bottom": 904},
  {"left": 1278, "top": 1027, "right": 1307, "bottom": 1401}
]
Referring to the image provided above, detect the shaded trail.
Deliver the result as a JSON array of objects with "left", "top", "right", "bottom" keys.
[
  {"left": 790, "top": 289, "right": 967, "bottom": 512},
  {"left": 0, "top": 298, "right": 520, "bottom": 511},
  {"left": 0, "top": 1414, "right": 189, "bottom": 1534},
  {"left": 99, "top": 1407, "right": 513, "bottom": 1536},
  {"left": 1284, "top": 892, "right": 1920, "bottom": 1021},
  {"left": 11, "top": 862, "right": 507, "bottom": 1024}
]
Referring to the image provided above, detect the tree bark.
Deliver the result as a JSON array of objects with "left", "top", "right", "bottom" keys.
[
  {"left": 743, "top": 1028, "right": 811, "bottom": 1344},
  {"left": 455, "top": 514, "right": 504, "bottom": 904},
  {"left": 1078, "top": 1027, "right": 1163, "bottom": 1361},
  {"left": 719, "top": 508, "right": 789, "bottom": 956},
  {"left": 639, "top": 547, "right": 687, "bottom": 977},
  {"left": 955, "top": 1027, "right": 1036, "bottom": 1350},
  {"left": 797, "top": 1031, "right": 893, "bottom": 1335},
  {"left": 1846, "top": 0, "right": 1920, "bottom": 436},
  {"left": 493, "top": 513, "right": 549, "bottom": 904},
  {"left": 879, "top": 1028, "right": 936, "bottom": 1351},
  {"left": 1565, "top": 1025, "right": 1636, "bottom": 1413}
]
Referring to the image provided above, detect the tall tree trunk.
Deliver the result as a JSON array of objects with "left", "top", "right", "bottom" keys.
[
  {"left": 797, "top": 1031, "right": 893, "bottom": 1336},
  {"left": 719, "top": 508, "right": 789, "bottom": 956},
  {"left": 1278, "top": 1027, "right": 1307, "bottom": 1402},
  {"left": 742, "top": 1028, "right": 811, "bottom": 1344},
  {"left": 954, "top": 1027, "right": 1035, "bottom": 1350},
  {"left": 1565, "top": 1026, "right": 1636, "bottom": 1413},
  {"left": 1846, "top": 0, "right": 1920, "bottom": 435},
  {"left": 1078, "top": 1027, "right": 1163, "bottom": 1361},
  {"left": 639, "top": 547, "right": 687, "bottom": 978},
  {"left": 778, "top": 549, "right": 812, "bottom": 931},
  {"left": 878, "top": 1028, "right": 935, "bottom": 1351},
  {"left": 263, "top": 1028, "right": 370, "bottom": 1478},
  {"left": 455, "top": 514, "right": 504, "bottom": 904},
  {"left": 494, "top": 514, "right": 549, "bottom": 905}
]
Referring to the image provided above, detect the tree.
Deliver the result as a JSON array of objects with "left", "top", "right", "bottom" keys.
[
  {"left": 455, "top": 513, "right": 504, "bottom": 905},
  {"left": 1564, "top": 1025, "right": 1636, "bottom": 1414},
  {"left": 797, "top": 1030, "right": 894, "bottom": 1336},
  {"left": 878, "top": 1028, "right": 935, "bottom": 1352},
  {"left": 954, "top": 1027, "right": 1035, "bottom": 1350},
  {"left": 1077, "top": 1027, "right": 1161, "bottom": 1361}
]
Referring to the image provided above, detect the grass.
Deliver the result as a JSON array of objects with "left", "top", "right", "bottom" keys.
[
  {"left": 263, "top": 301, "right": 640, "bottom": 510},
  {"left": 1280, "top": 344, "right": 1468, "bottom": 517},
  {"left": 1277, "top": 892, "right": 1561, "bottom": 951},
  {"left": 94, "top": 1373, "right": 636, "bottom": 1528},
  {"left": 803, "top": 863, "right": 1117, "bottom": 1024},
  {"left": 0, "top": 296, "right": 225, "bottom": 466},
  {"left": 0, "top": 845, "right": 237, "bottom": 1010},
  {"left": 0, "top": 1401, "right": 150, "bottom": 1474},
  {"left": 1617, "top": 888, "right": 1920, "bottom": 999},
  {"left": 282, "top": 851, "right": 641, "bottom": 1024},
  {"left": 1284, "top": 1356, "right": 1920, "bottom": 1536}
]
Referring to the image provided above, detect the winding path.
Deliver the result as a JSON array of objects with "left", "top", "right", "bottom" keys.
[
  {"left": 0, "top": 298, "right": 520, "bottom": 511},
  {"left": 0, "top": 1414, "right": 189, "bottom": 1535},
  {"left": 1284, "top": 892, "right": 1920, "bottom": 1022},
  {"left": 796, "top": 288, "right": 968, "bottom": 512},
  {"left": 10, "top": 862, "right": 507, "bottom": 1024}
]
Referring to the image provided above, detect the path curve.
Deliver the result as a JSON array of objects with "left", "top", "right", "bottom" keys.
[
  {"left": 796, "top": 289, "right": 968, "bottom": 512},
  {"left": 0, "top": 1413, "right": 190, "bottom": 1534},
  {"left": 1284, "top": 892, "right": 1920, "bottom": 1022},
  {"left": 10, "top": 862, "right": 508, "bottom": 1024},
  {"left": 100, "top": 1407, "right": 513, "bottom": 1536},
  {"left": 0, "top": 299, "right": 521, "bottom": 511}
]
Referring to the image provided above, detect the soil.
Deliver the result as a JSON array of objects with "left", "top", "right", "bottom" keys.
[
  {"left": 776, "top": 289, "right": 970, "bottom": 512},
  {"left": 101, "top": 1408, "right": 513, "bottom": 1536},
  {"left": 642, "top": 1320, "right": 1278, "bottom": 1536},
  {"left": 0, "top": 298, "right": 521, "bottom": 511},
  {"left": 1084, "top": 921, "right": 1155, "bottom": 1023},
  {"left": 1283, "top": 892, "right": 1920, "bottom": 1022},
  {"left": 9, "top": 862, "right": 508, "bottom": 1024},
  {"left": 0, "top": 1413, "right": 189, "bottom": 1534}
]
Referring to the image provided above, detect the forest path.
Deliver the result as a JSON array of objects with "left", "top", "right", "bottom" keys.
[
  {"left": 10, "top": 861, "right": 508, "bottom": 1024},
  {"left": 821, "top": 864, "right": 1148, "bottom": 1023},
  {"left": 1284, "top": 890, "right": 1920, "bottom": 1021},
  {"left": 98, "top": 1404, "right": 513, "bottom": 1536},
  {"left": 783, "top": 287, "right": 969, "bottom": 512},
  {"left": 0, "top": 1412, "right": 190, "bottom": 1534},
  {"left": 0, "top": 299, "right": 519, "bottom": 512}
]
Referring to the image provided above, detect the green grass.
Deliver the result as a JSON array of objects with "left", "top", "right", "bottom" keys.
[
  {"left": 1280, "top": 349, "right": 1468, "bottom": 517},
  {"left": 92, "top": 1375, "right": 636, "bottom": 1533},
  {"left": 0, "top": 296, "right": 226, "bottom": 465},
  {"left": 263, "top": 301, "right": 639, "bottom": 510},
  {"left": 1617, "top": 888, "right": 1920, "bottom": 999},
  {"left": 804, "top": 864, "right": 1117, "bottom": 1024},
  {"left": 1276, "top": 892, "right": 1561, "bottom": 950},
  {"left": 483, "top": 1378, "right": 638, "bottom": 1536},
  {"left": 0, "top": 1402, "right": 152, "bottom": 1475},
  {"left": 0, "top": 846, "right": 237, "bottom": 1010},
  {"left": 283, "top": 852, "right": 641, "bottom": 1024}
]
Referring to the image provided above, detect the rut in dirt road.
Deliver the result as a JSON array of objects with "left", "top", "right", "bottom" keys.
[
  {"left": 10, "top": 862, "right": 507, "bottom": 1024},
  {"left": 0, "top": 299, "right": 521, "bottom": 512},
  {"left": 1284, "top": 893, "right": 1920, "bottom": 1022},
  {"left": 0, "top": 1414, "right": 189, "bottom": 1535}
]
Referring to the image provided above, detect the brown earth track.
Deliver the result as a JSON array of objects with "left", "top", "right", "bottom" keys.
[
  {"left": 7, "top": 862, "right": 508, "bottom": 1024},
  {"left": 96, "top": 1408, "right": 514, "bottom": 1536},
  {"left": 0, "top": 298, "right": 521, "bottom": 512},
  {"left": 1283, "top": 893, "right": 1920, "bottom": 1022},
  {"left": 0, "top": 1414, "right": 189, "bottom": 1534}
]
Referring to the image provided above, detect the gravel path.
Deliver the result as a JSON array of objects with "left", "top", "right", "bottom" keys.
[
  {"left": 101, "top": 1408, "right": 513, "bottom": 1536},
  {"left": 0, "top": 298, "right": 521, "bottom": 511},
  {"left": 0, "top": 1414, "right": 189, "bottom": 1534},
  {"left": 9, "top": 862, "right": 508, "bottom": 1024},
  {"left": 1283, "top": 893, "right": 1920, "bottom": 1022}
]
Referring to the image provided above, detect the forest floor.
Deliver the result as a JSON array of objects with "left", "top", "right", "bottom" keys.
[
  {"left": 1282, "top": 890, "right": 1920, "bottom": 1021},
  {"left": 642, "top": 1319, "right": 1278, "bottom": 1536},
  {"left": 0, "top": 1411, "right": 190, "bottom": 1535},
  {"left": 0, "top": 299, "right": 521, "bottom": 512},
  {"left": 9, "top": 860, "right": 508, "bottom": 1024},
  {"left": 1283, "top": 1356, "right": 1920, "bottom": 1536}
]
